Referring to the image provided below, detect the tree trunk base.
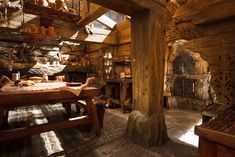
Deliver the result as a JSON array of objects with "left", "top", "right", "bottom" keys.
[{"left": 126, "top": 110, "right": 168, "bottom": 147}]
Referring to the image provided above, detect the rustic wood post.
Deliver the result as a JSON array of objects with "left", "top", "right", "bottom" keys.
[{"left": 126, "top": 9, "right": 168, "bottom": 146}]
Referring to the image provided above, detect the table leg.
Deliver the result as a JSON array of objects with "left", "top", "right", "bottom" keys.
[
  {"left": 120, "top": 82, "right": 127, "bottom": 113},
  {"left": 97, "top": 104, "right": 105, "bottom": 129},
  {"left": 62, "top": 102, "right": 72, "bottom": 118},
  {"left": 86, "top": 99, "right": 101, "bottom": 136},
  {"left": 76, "top": 104, "right": 81, "bottom": 114},
  {"left": 3, "top": 109, "right": 8, "bottom": 127},
  {"left": 105, "top": 85, "right": 111, "bottom": 97},
  {"left": 0, "top": 107, "right": 4, "bottom": 129},
  {"left": 0, "top": 108, "right": 9, "bottom": 129},
  {"left": 105, "top": 84, "right": 112, "bottom": 107}
]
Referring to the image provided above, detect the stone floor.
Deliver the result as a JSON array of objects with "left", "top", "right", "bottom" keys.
[
  {"left": 0, "top": 108, "right": 202, "bottom": 157},
  {"left": 79, "top": 109, "right": 202, "bottom": 157}
]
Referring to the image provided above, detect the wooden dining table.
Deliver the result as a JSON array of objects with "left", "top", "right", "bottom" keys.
[{"left": 0, "top": 82, "right": 100, "bottom": 142}]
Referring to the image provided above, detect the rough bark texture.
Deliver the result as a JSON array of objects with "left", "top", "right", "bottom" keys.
[{"left": 126, "top": 10, "right": 168, "bottom": 146}]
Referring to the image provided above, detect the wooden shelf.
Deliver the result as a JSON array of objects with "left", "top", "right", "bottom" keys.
[
  {"left": 0, "top": 28, "right": 94, "bottom": 46},
  {"left": 0, "top": 29, "right": 61, "bottom": 45},
  {"left": 11, "top": 63, "right": 95, "bottom": 75},
  {"left": 112, "top": 57, "right": 131, "bottom": 63},
  {"left": 23, "top": 3, "right": 81, "bottom": 23}
]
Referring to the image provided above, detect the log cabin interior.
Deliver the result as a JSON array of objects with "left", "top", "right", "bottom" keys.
[{"left": 0, "top": 0, "right": 234, "bottom": 156}]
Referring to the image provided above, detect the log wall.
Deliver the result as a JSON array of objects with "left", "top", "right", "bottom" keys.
[
  {"left": 166, "top": 1, "right": 235, "bottom": 106},
  {"left": 87, "top": 18, "right": 132, "bottom": 74},
  {"left": 116, "top": 18, "right": 131, "bottom": 59}
]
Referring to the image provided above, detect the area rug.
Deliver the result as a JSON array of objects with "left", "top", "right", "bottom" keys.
[{"left": 0, "top": 104, "right": 128, "bottom": 157}]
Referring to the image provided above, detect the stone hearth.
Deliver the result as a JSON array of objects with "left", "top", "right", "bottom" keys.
[{"left": 165, "top": 40, "right": 212, "bottom": 111}]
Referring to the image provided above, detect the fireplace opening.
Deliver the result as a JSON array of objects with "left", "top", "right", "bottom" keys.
[
  {"left": 173, "top": 54, "right": 195, "bottom": 74},
  {"left": 165, "top": 40, "right": 213, "bottom": 111}
]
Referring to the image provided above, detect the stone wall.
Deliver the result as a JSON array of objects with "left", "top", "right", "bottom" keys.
[{"left": 165, "top": 40, "right": 211, "bottom": 111}]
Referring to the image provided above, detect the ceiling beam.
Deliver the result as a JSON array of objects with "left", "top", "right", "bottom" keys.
[
  {"left": 87, "top": 0, "right": 144, "bottom": 15},
  {"left": 131, "top": 0, "right": 166, "bottom": 12},
  {"left": 174, "top": 0, "right": 235, "bottom": 25},
  {"left": 77, "top": 5, "right": 109, "bottom": 27},
  {"left": 87, "top": 0, "right": 166, "bottom": 15}
]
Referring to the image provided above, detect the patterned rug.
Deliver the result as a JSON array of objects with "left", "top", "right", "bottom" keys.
[{"left": 0, "top": 104, "right": 128, "bottom": 157}]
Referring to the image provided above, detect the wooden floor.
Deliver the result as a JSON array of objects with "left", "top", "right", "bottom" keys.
[{"left": 0, "top": 105, "right": 201, "bottom": 157}]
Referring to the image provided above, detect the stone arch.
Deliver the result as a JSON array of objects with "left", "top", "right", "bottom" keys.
[{"left": 168, "top": 40, "right": 209, "bottom": 75}]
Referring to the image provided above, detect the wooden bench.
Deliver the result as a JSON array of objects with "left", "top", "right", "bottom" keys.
[
  {"left": 195, "top": 110, "right": 235, "bottom": 157},
  {"left": 0, "top": 85, "right": 102, "bottom": 142},
  {"left": 201, "top": 103, "right": 233, "bottom": 123}
]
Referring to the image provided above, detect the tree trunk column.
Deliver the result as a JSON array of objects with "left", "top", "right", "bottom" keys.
[{"left": 126, "top": 10, "right": 168, "bottom": 146}]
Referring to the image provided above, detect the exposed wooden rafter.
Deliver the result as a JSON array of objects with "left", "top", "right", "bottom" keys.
[
  {"left": 87, "top": 0, "right": 144, "bottom": 15},
  {"left": 174, "top": 0, "right": 235, "bottom": 25},
  {"left": 77, "top": 5, "right": 109, "bottom": 27},
  {"left": 87, "top": 0, "right": 166, "bottom": 15}
]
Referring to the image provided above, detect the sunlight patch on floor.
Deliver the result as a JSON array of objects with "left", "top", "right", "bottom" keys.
[
  {"left": 34, "top": 109, "right": 64, "bottom": 156},
  {"left": 40, "top": 131, "right": 64, "bottom": 156},
  {"left": 179, "top": 120, "right": 202, "bottom": 147}
]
